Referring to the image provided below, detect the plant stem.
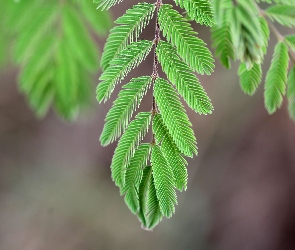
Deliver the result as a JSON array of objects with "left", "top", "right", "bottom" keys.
[{"left": 151, "top": 0, "right": 162, "bottom": 144}]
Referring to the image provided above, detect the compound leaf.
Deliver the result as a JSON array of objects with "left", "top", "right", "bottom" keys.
[{"left": 264, "top": 41, "right": 289, "bottom": 114}]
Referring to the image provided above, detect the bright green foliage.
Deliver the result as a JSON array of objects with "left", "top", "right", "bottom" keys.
[
  {"left": 145, "top": 174, "right": 163, "bottom": 229},
  {"left": 211, "top": 11, "right": 235, "bottom": 68},
  {"left": 238, "top": 63, "right": 262, "bottom": 95},
  {"left": 101, "top": 3, "right": 155, "bottom": 70},
  {"left": 97, "top": 0, "right": 213, "bottom": 229},
  {"left": 137, "top": 166, "right": 163, "bottom": 229},
  {"left": 287, "top": 66, "right": 295, "bottom": 121},
  {"left": 229, "top": 3, "right": 264, "bottom": 68},
  {"left": 158, "top": 4, "right": 215, "bottom": 75},
  {"left": 156, "top": 41, "right": 213, "bottom": 114},
  {"left": 174, "top": 0, "right": 214, "bottom": 26},
  {"left": 265, "top": 5, "right": 295, "bottom": 27},
  {"left": 121, "top": 143, "right": 151, "bottom": 214},
  {"left": 151, "top": 145, "right": 177, "bottom": 218},
  {"left": 153, "top": 114, "right": 188, "bottom": 191},
  {"left": 285, "top": 35, "right": 295, "bottom": 52},
  {"left": 111, "top": 112, "right": 151, "bottom": 187},
  {"left": 264, "top": 42, "right": 289, "bottom": 114},
  {"left": 154, "top": 78, "right": 198, "bottom": 157},
  {"left": 211, "top": 0, "right": 295, "bottom": 120},
  {"left": 97, "top": 40, "right": 153, "bottom": 103},
  {"left": 260, "top": 17, "right": 270, "bottom": 55},
  {"left": 1, "top": 0, "right": 111, "bottom": 119},
  {"left": 100, "top": 76, "right": 151, "bottom": 146}
]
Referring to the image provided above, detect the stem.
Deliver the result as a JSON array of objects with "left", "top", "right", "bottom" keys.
[{"left": 151, "top": 0, "right": 162, "bottom": 145}]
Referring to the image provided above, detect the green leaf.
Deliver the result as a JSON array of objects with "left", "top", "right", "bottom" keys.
[
  {"left": 154, "top": 78, "right": 197, "bottom": 157},
  {"left": 138, "top": 166, "right": 153, "bottom": 228},
  {"left": 78, "top": 1, "right": 112, "bottom": 36},
  {"left": 151, "top": 145, "right": 177, "bottom": 218},
  {"left": 265, "top": 5, "right": 295, "bottom": 27},
  {"left": 145, "top": 173, "right": 163, "bottom": 229},
  {"left": 97, "top": 40, "right": 153, "bottom": 103},
  {"left": 100, "top": 76, "right": 151, "bottom": 146},
  {"left": 111, "top": 112, "right": 152, "bottom": 187},
  {"left": 101, "top": 3, "right": 155, "bottom": 70},
  {"left": 121, "top": 143, "right": 151, "bottom": 214},
  {"left": 238, "top": 62, "right": 262, "bottom": 95},
  {"left": 158, "top": 4, "right": 214, "bottom": 75},
  {"left": 156, "top": 41, "right": 213, "bottom": 114},
  {"left": 174, "top": 0, "right": 214, "bottom": 26},
  {"left": 63, "top": 5, "right": 99, "bottom": 71},
  {"left": 260, "top": 17, "right": 270, "bottom": 55},
  {"left": 287, "top": 66, "right": 295, "bottom": 121},
  {"left": 98, "top": 0, "right": 124, "bottom": 10},
  {"left": 264, "top": 42, "right": 289, "bottom": 114},
  {"left": 153, "top": 114, "right": 188, "bottom": 191},
  {"left": 285, "top": 35, "right": 295, "bottom": 52},
  {"left": 229, "top": 3, "right": 264, "bottom": 67},
  {"left": 14, "top": 6, "right": 57, "bottom": 64},
  {"left": 211, "top": 10, "right": 235, "bottom": 68}
]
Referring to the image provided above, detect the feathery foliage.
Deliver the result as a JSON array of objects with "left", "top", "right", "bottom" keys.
[
  {"left": 211, "top": 0, "right": 295, "bottom": 119},
  {"left": 100, "top": 76, "right": 151, "bottom": 146},
  {"left": 238, "top": 63, "right": 263, "bottom": 95},
  {"left": 264, "top": 42, "right": 289, "bottom": 114},
  {"left": 265, "top": 5, "right": 295, "bottom": 27},
  {"left": 151, "top": 145, "right": 177, "bottom": 218},
  {"left": 97, "top": 40, "right": 153, "bottom": 103},
  {"left": 211, "top": 12, "right": 235, "bottom": 69},
  {"left": 174, "top": 0, "right": 215, "bottom": 26},
  {"left": 153, "top": 114, "right": 188, "bottom": 191},
  {"left": 158, "top": 4, "right": 215, "bottom": 75},
  {"left": 156, "top": 41, "right": 213, "bottom": 114},
  {"left": 121, "top": 143, "right": 151, "bottom": 214},
  {"left": 154, "top": 78, "right": 197, "bottom": 157},
  {"left": 100, "top": 3, "right": 155, "bottom": 70},
  {"left": 111, "top": 112, "right": 151, "bottom": 187},
  {"left": 1, "top": 0, "right": 111, "bottom": 119},
  {"left": 97, "top": 0, "right": 213, "bottom": 229}
]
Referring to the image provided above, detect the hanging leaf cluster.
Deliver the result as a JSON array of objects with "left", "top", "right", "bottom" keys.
[
  {"left": 211, "top": 0, "right": 295, "bottom": 121},
  {"left": 97, "top": 0, "right": 214, "bottom": 229},
  {"left": 0, "top": 0, "right": 111, "bottom": 119}
]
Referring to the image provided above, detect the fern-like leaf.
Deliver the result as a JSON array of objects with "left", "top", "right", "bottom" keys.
[
  {"left": 264, "top": 42, "right": 289, "bottom": 114},
  {"left": 265, "top": 5, "right": 295, "bottom": 27},
  {"left": 238, "top": 62, "right": 262, "bottom": 95},
  {"left": 285, "top": 35, "right": 295, "bottom": 52},
  {"left": 153, "top": 114, "right": 188, "bottom": 191},
  {"left": 101, "top": 3, "right": 155, "bottom": 70},
  {"left": 97, "top": 40, "right": 153, "bottom": 103},
  {"left": 158, "top": 4, "right": 214, "bottom": 75},
  {"left": 287, "top": 66, "right": 295, "bottom": 121},
  {"left": 100, "top": 76, "right": 151, "bottom": 146},
  {"left": 151, "top": 145, "right": 177, "bottom": 218},
  {"left": 154, "top": 78, "right": 197, "bottom": 157},
  {"left": 98, "top": 0, "right": 123, "bottom": 10},
  {"left": 111, "top": 112, "right": 151, "bottom": 187},
  {"left": 121, "top": 143, "right": 151, "bottom": 214},
  {"left": 211, "top": 10, "right": 235, "bottom": 69},
  {"left": 174, "top": 0, "right": 214, "bottom": 26},
  {"left": 260, "top": 17, "right": 270, "bottom": 55},
  {"left": 145, "top": 173, "right": 163, "bottom": 229},
  {"left": 156, "top": 41, "right": 213, "bottom": 114},
  {"left": 138, "top": 165, "right": 153, "bottom": 227}
]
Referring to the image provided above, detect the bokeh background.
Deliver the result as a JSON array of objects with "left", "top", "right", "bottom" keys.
[{"left": 1, "top": 1, "right": 295, "bottom": 250}]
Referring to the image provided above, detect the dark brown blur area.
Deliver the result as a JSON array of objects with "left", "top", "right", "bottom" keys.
[{"left": 1, "top": 1, "right": 295, "bottom": 249}]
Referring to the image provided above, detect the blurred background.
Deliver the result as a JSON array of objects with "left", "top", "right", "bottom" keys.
[{"left": 1, "top": 1, "right": 295, "bottom": 250}]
